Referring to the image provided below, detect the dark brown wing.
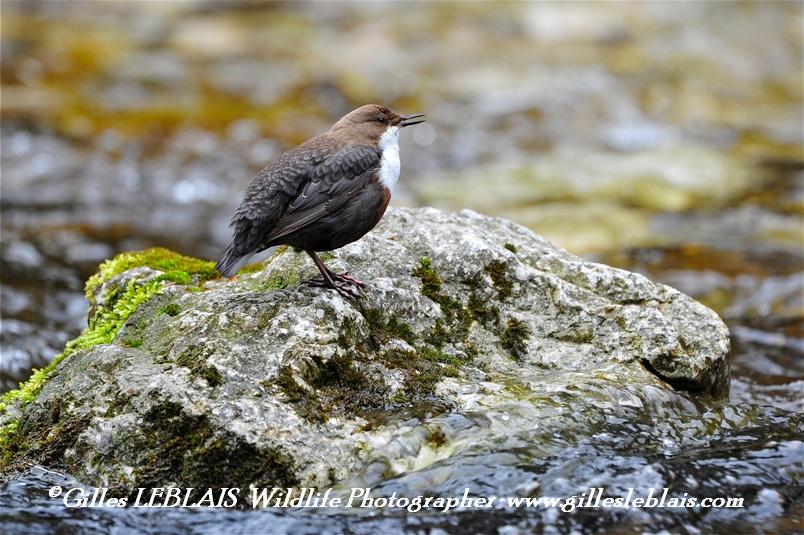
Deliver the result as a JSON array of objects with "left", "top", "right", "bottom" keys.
[
  {"left": 263, "top": 144, "right": 380, "bottom": 243},
  {"left": 216, "top": 137, "right": 328, "bottom": 275},
  {"left": 216, "top": 141, "right": 379, "bottom": 276}
]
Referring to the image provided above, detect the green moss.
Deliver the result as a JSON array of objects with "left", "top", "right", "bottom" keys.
[
  {"left": 424, "top": 319, "right": 449, "bottom": 349},
  {"left": 504, "top": 242, "right": 519, "bottom": 253},
  {"left": 238, "top": 262, "right": 265, "bottom": 274},
  {"left": 353, "top": 278, "right": 479, "bottom": 408},
  {"left": 360, "top": 307, "right": 418, "bottom": 346},
  {"left": 84, "top": 247, "right": 218, "bottom": 305},
  {"left": 485, "top": 260, "right": 513, "bottom": 300},
  {"left": 274, "top": 355, "right": 387, "bottom": 423},
  {"left": 259, "top": 272, "right": 300, "bottom": 290},
  {"left": 501, "top": 318, "right": 532, "bottom": 361},
  {"left": 468, "top": 291, "right": 500, "bottom": 326},
  {"left": 464, "top": 342, "right": 479, "bottom": 361},
  {"left": 121, "top": 338, "right": 143, "bottom": 348},
  {"left": 201, "top": 368, "right": 224, "bottom": 387},
  {"left": 411, "top": 257, "right": 474, "bottom": 341},
  {"left": 320, "top": 252, "right": 335, "bottom": 261},
  {"left": 273, "top": 365, "right": 325, "bottom": 423},
  {"left": 386, "top": 315, "right": 417, "bottom": 345},
  {"left": 274, "top": 367, "right": 310, "bottom": 403},
  {"left": 0, "top": 421, "right": 20, "bottom": 466},
  {"left": 235, "top": 246, "right": 298, "bottom": 286},
  {"left": 412, "top": 257, "right": 442, "bottom": 300},
  {"left": 0, "top": 369, "right": 50, "bottom": 415},
  {"left": 382, "top": 349, "right": 438, "bottom": 397},
  {"left": 380, "top": 346, "right": 469, "bottom": 400},
  {"left": 176, "top": 345, "right": 224, "bottom": 388},
  {"left": 312, "top": 354, "right": 387, "bottom": 413},
  {"left": 444, "top": 301, "right": 474, "bottom": 340},
  {"left": 0, "top": 248, "right": 221, "bottom": 456},
  {"left": 159, "top": 303, "right": 182, "bottom": 317},
  {"left": 336, "top": 317, "right": 363, "bottom": 349},
  {"left": 402, "top": 360, "right": 445, "bottom": 395},
  {"left": 552, "top": 325, "right": 594, "bottom": 344}
]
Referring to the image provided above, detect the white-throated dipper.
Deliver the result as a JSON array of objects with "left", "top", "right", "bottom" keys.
[{"left": 216, "top": 104, "right": 426, "bottom": 298}]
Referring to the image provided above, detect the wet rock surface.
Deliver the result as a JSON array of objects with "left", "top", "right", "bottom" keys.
[{"left": 2, "top": 208, "right": 731, "bottom": 494}]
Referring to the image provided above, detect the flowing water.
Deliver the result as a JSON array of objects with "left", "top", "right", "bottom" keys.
[{"left": 1, "top": 2, "right": 802, "bottom": 533}]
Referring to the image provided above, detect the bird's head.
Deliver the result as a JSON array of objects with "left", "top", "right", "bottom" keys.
[{"left": 330, "top": 104, "right": 425, "bottom": 146}]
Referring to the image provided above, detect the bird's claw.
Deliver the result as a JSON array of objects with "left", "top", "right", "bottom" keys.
[
  {"left": 306, "top": 275, "right": 364, "bottom": 299},
  {"left": 330, "top": 271, "right": 366, "bottom": 288},
  {"left": 334, "top": 282, "right": 362, "bottom": 300}
]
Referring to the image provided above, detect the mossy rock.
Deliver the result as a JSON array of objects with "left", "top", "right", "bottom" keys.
[{"left": 0, "top": 208, "right": 730, "bottom": 497}]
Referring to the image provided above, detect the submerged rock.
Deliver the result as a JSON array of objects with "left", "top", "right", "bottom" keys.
[{"left": 0, "top": 208, "right": 730, "bottom": 498}]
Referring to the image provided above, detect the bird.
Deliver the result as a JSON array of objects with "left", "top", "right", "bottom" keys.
[{"left": 216, "top": 104, "right": 426, "bottom": 299}]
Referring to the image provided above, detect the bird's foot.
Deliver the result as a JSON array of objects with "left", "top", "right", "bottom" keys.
[
  {"left": 306, "top": 276, "right": 363, "bottom": 300},
  {"left": 328, "top": 271, "right": 366, "bottom": 288}
]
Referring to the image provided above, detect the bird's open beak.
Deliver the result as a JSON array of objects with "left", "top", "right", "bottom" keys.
[{"left": 400, "top": 113, "right": 426, "bottom": 127}]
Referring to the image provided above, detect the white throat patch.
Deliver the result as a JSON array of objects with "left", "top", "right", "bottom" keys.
[{"left": 378, "top": 126, "right": 400, "bottom": 191}]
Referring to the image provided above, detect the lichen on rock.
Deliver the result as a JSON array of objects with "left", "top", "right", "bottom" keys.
[{"left": 0, "top": 208, "right": 731, "bottom": 497}]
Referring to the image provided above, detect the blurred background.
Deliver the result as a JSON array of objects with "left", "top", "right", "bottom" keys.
[{"left": 1, "top": 0, "right": 802, "bottom": 418}]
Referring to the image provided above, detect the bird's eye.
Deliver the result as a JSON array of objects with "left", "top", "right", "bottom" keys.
[{"left": 377, "top": 116, "right": 387, "bottom": 123}]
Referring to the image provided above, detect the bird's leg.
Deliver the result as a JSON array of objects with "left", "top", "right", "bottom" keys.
[
  {"left": 312, "top": 252, "right": 366, "bottom": 287},
  {"left": 305, "top": 251, "right": 338, "bottom": 287},
  {"left": 305, "top": 250, "right": 362, "bottom": 299},
  {"left": 308, "top": 252, "right": 365, "bottom": 288}
]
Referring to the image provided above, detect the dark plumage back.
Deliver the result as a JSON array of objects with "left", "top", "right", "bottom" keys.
[{"left": 216, "top": 138, "right": 330, "bottom": 276}]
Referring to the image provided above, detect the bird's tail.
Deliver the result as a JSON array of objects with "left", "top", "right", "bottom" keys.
[{"left": 215, "top": 243, "right": 254, "bottom": 277}]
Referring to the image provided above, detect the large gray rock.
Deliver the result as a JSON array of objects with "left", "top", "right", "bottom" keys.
[{"left": 3, "top": 208, "right": 730, "bottom": 498}]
